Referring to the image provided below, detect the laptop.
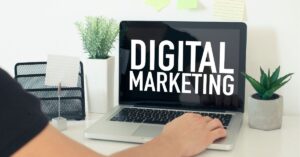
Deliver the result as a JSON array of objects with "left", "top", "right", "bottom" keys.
[{"left": 85, "top": 21, "right": 247, "bottom": 150}]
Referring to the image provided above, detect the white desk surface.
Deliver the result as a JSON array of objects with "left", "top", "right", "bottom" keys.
[{"left": 63, "top": 114, "right": 300, "bottom": 157}]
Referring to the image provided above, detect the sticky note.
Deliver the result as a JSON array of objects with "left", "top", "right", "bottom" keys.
[
  {"left": 45, "top": 55, "right": 80, "bottom": 87},
  {"left": 213, "top": 0, "right": 245, "bottom": 21},
  {"left": 145, "top": 0, "right": 171, "bottom": 11},
  {"left": 177, "top": 0, "right": 198, "bottom": 9}
]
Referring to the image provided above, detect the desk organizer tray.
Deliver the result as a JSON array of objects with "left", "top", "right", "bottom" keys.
[{"left": 14, "top": 62, "right": 85, "bottom": 120}]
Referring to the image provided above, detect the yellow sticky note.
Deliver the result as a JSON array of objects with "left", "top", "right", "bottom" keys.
[
  {"left": 145, "top": 0, "right": 171, "bottom": 11},
  {"left": 213, "top": 0, "right": 245, "bottom": 21},
  {"left": 177, "top": 0, "right": 198, "bottom": 9}
]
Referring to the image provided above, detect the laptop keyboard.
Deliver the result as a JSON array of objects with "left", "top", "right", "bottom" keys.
[{"left": 110, "top": 108, "right": 232, "bottom": 128}]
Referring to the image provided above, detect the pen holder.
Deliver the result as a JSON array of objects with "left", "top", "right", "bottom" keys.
[{"left": 14, "top": 62, "right": 86, "bottom": 120}]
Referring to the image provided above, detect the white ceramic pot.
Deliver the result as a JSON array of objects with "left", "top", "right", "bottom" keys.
[
  {"left": 248, "top": 94, "right": 283, "bottom": 131},
  {"left": 84, "top": 56, "right": 114, "bottom": 113}
]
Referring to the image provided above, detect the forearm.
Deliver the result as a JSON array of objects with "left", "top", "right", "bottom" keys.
[
  {"left": 13, "top": 125, "right": 105, "bottom": 157},
  {"left": 110, "top": 136, "right": 182, "bottom": 157}
]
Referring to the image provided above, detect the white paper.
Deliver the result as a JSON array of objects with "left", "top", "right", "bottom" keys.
[
  {"left": 213, "top": 0, "right": 245, "bottom": 21},
  {"left": 45, "top": 55, "right": 80, "bottom": 87}
]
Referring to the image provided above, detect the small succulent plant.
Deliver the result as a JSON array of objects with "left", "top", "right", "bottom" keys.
[{"left": 242, "top": 66, "right": 293, "bottom": 100}]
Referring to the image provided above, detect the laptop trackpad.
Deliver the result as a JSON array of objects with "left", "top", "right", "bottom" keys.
[{"left": 133, "top": 124, "right": 163, "bottom": 137}]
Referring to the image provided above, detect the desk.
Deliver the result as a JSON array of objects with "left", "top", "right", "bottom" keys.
[{"left": 63, "top": 114, "right": 300, "bottom": 157}]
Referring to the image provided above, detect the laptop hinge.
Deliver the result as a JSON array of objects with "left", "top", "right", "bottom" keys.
[{"left": 131, "top": 105, "right": 226, "bottom": 113}]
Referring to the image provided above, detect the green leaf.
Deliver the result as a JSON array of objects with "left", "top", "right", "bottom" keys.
[
  {"left": 242, "top": 72, "right": 265, "bottom": 96},
  {"left": 271, "top": 73, "right": 294, "bottom": 87},
  {"left": 270, "top": 66, "right": 280, "bottom": 84},
  {"left": 262, "top": 78, "right": 292, "bottom": 99},
  {"left": 260, "top": 67, "right": 269, "bottom": 89}
]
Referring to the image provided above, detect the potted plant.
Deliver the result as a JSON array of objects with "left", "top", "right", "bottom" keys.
[
  {"left": 242, "top": 66, "right": 293, "bottom": 130},
  {"left": 76, "top": 16, "right": 119, "bottom": 113}
]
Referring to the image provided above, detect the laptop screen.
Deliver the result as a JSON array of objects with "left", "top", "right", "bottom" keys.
[{"left": 119, "top": 21, "right": 247, "bottom": 112}]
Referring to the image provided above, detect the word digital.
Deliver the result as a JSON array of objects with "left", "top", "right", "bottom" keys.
[{"left": 129, "top": 39, "right": 235, "bottom": 96}]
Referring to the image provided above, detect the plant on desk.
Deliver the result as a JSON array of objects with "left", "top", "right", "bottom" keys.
[
  {"left": 76, "top": 16, "right": 119, "bottom": 59},
  {"left": 242, "top": 66, "right": 293, "bottom": 130},
  {"left": 76, "top": 16, "right": 119, "bottom": 113}
]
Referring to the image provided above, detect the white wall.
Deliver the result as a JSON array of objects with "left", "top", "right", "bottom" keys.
[{"left": 0, "top": 0, "right": 299, "bottom": 115}]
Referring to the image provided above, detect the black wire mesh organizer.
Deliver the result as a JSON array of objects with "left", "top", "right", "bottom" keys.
[{"left": 14, "top": 62, "right": 85, "bottom": 120}]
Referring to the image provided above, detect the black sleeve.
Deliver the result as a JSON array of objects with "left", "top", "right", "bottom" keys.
[{"left": 0, "top": 68, "right": 48, "bottom": 157}]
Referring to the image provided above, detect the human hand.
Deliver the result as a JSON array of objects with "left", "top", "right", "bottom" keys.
[{"left": 159, "top": 113, "right": 226, "bottom": 157}]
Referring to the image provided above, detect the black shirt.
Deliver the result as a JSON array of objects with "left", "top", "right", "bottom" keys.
[{"left": 0, "top": 68, "right": 48, "bottom": 157}]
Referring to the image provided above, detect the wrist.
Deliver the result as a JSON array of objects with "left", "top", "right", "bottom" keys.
[{"left": 151, "top": 135, "right": 184, "bottom": 157}]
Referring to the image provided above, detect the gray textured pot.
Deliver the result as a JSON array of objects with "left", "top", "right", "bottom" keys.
[{"left": 248, "top": 94, "right": 283, "bottom": 131}]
